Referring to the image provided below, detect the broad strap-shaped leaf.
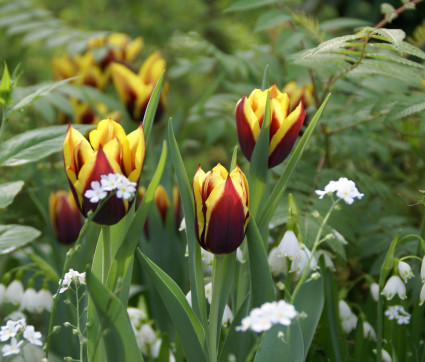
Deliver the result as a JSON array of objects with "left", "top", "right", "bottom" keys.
[
  {"left": 137, "top": 249, "right": 207, "bottom": 362},
  {"left": 86, "top": 270, "right": 144, "bottom": 362},
  {"left": 142, "top": 70, "right": 165, "bottom": 146},
  {"left": 254, "top": 322, "right": 304, "bottom": 362},
  {"left": 0, "top": 224, "right": 41, "bottom": 255},
  {"left": 0, "top": 124, "right": 93, "bottom": 166},
  {"left": 258, "top": 94, "right": 331, "bottom": 230},
  {"left": 293, "top": 275, "right": 324, "bottom": 359},
  {"left": 168, "top": 118, "right": 208, "bottom": 327},
  {"left": 0, "top": 180, "right": 24, "bottom": 208},
  {"left": 246, "top": 218, "right": 275, "bottom": 307}
]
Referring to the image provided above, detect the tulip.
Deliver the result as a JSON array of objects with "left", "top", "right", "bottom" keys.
[
  {"left": 282, "top": 81, "right": 314, "bottom": 112},
  {"left": 49, "top": 190, "right": 83, "bottom": 245},
  {"left": 63, "top": 118, "right": 145, "bottom": 225},
  {"left": 193, "top": 164, "right": 250, "bottom": 254},
  {"left": 235, "top": 84, "right": 305, "bottom": 168},
  {"left": 69, "top": 98, "right": 122, "bottom": 125},
  {"left": 110, "top": 51, "right": 167, "bottom": 123}
]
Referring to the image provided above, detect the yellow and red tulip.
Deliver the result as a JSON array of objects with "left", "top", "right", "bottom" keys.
[
  {"left": 282, "top": 81, "right": 314, "bottom": 112},
  {"left": 69, "top": 98, "right": 122, "bottom": 125},
  {"left": 63, "top": 119, "right": 145, "bottom": 225},
  {"left": 110, "top": 51, "right": 167, "bottom": 123},
  {"left": 193, "top": 164, "right": 250, "bottom": 254},
  {"left": 49, "top": 190, "right": 83, "bottom": 245},
  {"left": 235, "top": 84, "right": 305, "bottom": 168}
]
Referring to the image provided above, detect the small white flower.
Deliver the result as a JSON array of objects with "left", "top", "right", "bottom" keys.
[
  {"left": 204, "top": 282, "right": 213, "bottom": 304},
  {"left": 116, "top": 183, "right": 137, "bottom": 200},
  {"left": 332, "top": 229, "right": 348, "bottom": 245},
  {"left": 37, "top": 289, "right": 53, "bottom": 313},
  {"left": 201, "top": 249, "right": 214, "bottom": 267},
  {"left": 384, "top": 306, "right": 399, "bottom": 320},
  {"left": 222, "top": 304, "right": 234, "bottom": 327},
  {"left": 398, "top": 261, "right": 414, "bottom": 283},
  {"left": 370, "top": 283, "right": 380, "bottom": 302},
  {"left": 4, "top": 311, "right": 26, "bottom": 322},
  {"left": 277, "top": 231, "right": 301, "bottom": 260},
  {"left": 373, "top": 348, "right": 393, "bottom": 362},
  {"left": 2, "top": 337, "right": 23, "bottom": 357},
  {"left": 316, "top": 177, "right": 364, "bottom": 204},
  {"left": 421, "top": 256, "right": 425, "bottom": 283},
  {"left": 236, "top": 300, "right": 297, "bottom": 333},
  {"left": 137, "top": 324, "right": 158, "bottom": 356},
  {"left": 0, "top": 320, "right": 20, "bottom": 342},
  {"left": 384, "top": 305, "right": 410, "bottom": 324},
  {"left": 101, "top": 173, "right": 121, "bottom": 191},
  {"left": 128, "top": 307, "right": 147, "bottom": 330},
  {"left": 381, "top": 276, "right": 406, "bottom": 300},
  {"left": 290, "top": 247, "right": 317, "bottom": 275},
  {"left": 21, "top": 288, "right": 40, "bottom": 313},
  {"left": 338, "top": 300, "right": 357, "bottom": 333},
  {"left": 396, "top": 315, "right": 410, "bottom": 325},
  {"left": 151, "top": 338, "right": 162, "bottom": 359},
  {"left": 4, "top": 280, "right": 24, "bottom": 306},
  {"left": 236, "top": 248, "right": 246, "bottom": 264},
  {"left": 363, "top": 321, "right": 376, "bottom": 340},
  {"left": 314, "top": 250, "right": 335, "bottom": 270},
  {"left": 419, "top": 284, "right": 425, "bottom": 306},
  {"left": 84, "top": 181, "right": 107, "bottom": 203},
  {"left": 268, "top": 246, "right": 287, "bottom": 276},
  {"left": 59, "top": 269, "right": 86, "bottom": 293},
  {"left": 23, "top": 325, "right": 43, "bottom": 346}
]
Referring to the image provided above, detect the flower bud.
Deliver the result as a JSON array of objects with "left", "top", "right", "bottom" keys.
[
  {"left": 398, "top": 260, "right": 414, "bottom": 283},
  {"left": 49, "top": 190, "right": 83, "bottom": 245},
  {"left": 193, "top": 164, "right": 250, "bottom": 254},
  {"left": 235, "top": 84, "right": 305, "bottom": 168}
]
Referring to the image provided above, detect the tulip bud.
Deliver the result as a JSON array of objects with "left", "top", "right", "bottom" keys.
[
  {"left": 110, "top": 51, "right": 167, "bottom": 123},
  {"left": 49, "top": 190, "right": 83, "bottom": 245},
  {"left": 63, "top": 119, "right": 145, "bottom": 225},
  {"left": 193, "top": 164, "right": 250, "bottom": 254},
  {"left": 235, "top": 84, "right": 305, "bottom": 168},
  {"left": 282, "top": 81, "right": 314, "bottom": 112}
]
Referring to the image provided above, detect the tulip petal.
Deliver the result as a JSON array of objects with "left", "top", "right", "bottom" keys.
[
  {"left": 204, "top": 177, "right": 246, "bottom": 254},
  {"left": 89, "top": 118, "right": 127, "bottom": 151},
  {"left": 125, "top": 123, "right": 145, "bottom": 181},
  {"left": 235, "top": 96, "right": 259, "bottom": 161},
  {"left": 193, "top": 166, "right": 207, "bottom": 241}
]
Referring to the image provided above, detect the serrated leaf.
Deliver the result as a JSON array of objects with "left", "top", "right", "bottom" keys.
[
  {"left": 21, "top": 27, "right": 60, "bottom": 45},
  {"left": 6, "top": 19, "right": 60, "bottom": 35},
  {"left": 0, "top": 124, "right": 93, "bottom": 166},
  {"left": 254, "top": 10, "right": 291, "bottom": 32},
  {"left": 0, "top": 224, "right": 41, "bottom": 255},
  {"left": 0, "top": 181, "right": 24, "bottom": 208},
  {"left": 393, "top": 101, "right": 425, "bottom": 119}
]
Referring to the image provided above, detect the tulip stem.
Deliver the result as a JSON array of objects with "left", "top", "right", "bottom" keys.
[
  {"left": 102, "top": 226, "right": 111, "bottom": 284},
  {"left": 209, "top": 255, "right": 225, "bottom": 362}
]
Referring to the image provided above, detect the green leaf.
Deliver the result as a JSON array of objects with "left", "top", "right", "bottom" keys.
[
  {"left": 26, "top": 251, "right": 60, "bottom": 283},
  {"left": 142, "top": 71, "right": 165, "bottom": 146},
  {"left": 293, "top": 275, "right": 324, "bottom": 358},
  {"left": 86, "top": 270, "right": 144, "bottom": 362},
  {"left": 0, "top": 181, "right": 24, "bottom": 208},
  {"left": 225, "top": 0, "right": 281, "bottom": 12},
  {"left": 9, "top": 78, "right": 77, "bottom": 114},
  {"left": 255, "top": 10, "right": 291, "bottom": 32},
  {"left": 0, "top": 224, "right": 41, "bottom": 255},
  {"left": 258, "top": 94, "right": 331, "bottom": 230},
  {"left": 246, "top": 218, "right": 275, "bottom": 307},
  {"left": 137, "top": 250, "right": 207, "bottom": 362},
  {"left": 0, "top": 124, "right": 93, "bottom": 166},
  {"left": 254, "top": 322, "right": 304, "bottom": 362},
  {"left": 168, "top": 118, "right": 208, "bottom": 327}
]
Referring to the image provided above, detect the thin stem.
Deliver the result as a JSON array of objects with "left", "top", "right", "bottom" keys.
[
  {"left": 102, "top": 226, "right": 111, "bottom": 284},
  {"left": 291, "top": 199, "right": 339, "bottom": 303},
  {"left": 374, "top": 0, "right": 424, "bottom": 29},
  {"left": 75, "top": 284, "right": 84, "bottom": 362},
  {"left": 0, "top": 106, "right": 8, "bottom": 145},
  {"left": 209, "top": 255, "right": 225, "bottom": 362}
]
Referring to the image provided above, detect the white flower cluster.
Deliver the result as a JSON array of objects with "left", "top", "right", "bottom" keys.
[
  {"left": 186, "top": 283, "right": 234, "bottom": 327},
  {"left": 0, "top": 281, "right": 53, "bottom": 314},
  {"left": 236, "top": 300, "right": 297, "bottom": 333},
  {"left": 316, "top": 177, "right": 364, "bottom": 204},
  {"left": 384, "top": 305, "right": 411, "bottom": 325},
  {"left": 0, "top": 318, "right": 42, "bottom": 357},
  {"left": 58, "top": 269, "right": 86, "bottom": 294},
  {"left": 127, "top": 307, "right": 175, "bottom": 361},
  {"left": 338, "top": 300, "right": 376, "bottom": 339},
  {"left": 268, "top": 231, "right": 318, "bottom": 277},
  {"left": 84, "top": 173, "right": 137, "bottom": 203}
]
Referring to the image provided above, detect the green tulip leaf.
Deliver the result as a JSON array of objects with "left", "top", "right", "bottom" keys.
[
  {"left": 86, "top": 270, "right": 144, "bottom": 362},
  {"left": 0, "top": 124, "right": 94, "bottom": 166},
  {"left": 254, "top": 322, "right": 304, "bottom": 362},
  {"left": 137, "top": 249, "right": 207, "bottom": 362},
  {"left": 168, "top": 118, "right": 208, "bottom": 327},
  {"left": 142, "top": 70, "right": 165, "bottom": 146},
  {"left": 246, "top": 218, "right": 275, "bottom": 307},
  {"left": 0, "top": 180, "right": 24, "bottom": 208},
  {"left": 0, "top": 224, "right": 41, "bottom": 255},
  {"left": 258, "top": 93, "right": 331, "bottom": 229}
]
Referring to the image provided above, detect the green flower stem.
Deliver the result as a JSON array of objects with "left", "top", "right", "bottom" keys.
[
  {"left": 101, "top": 226, "right": 111, "bottom": 284},
  {"left": 291, "top": 198, "right": 339, "bottom": 303},
  {"left": 75, "top": 283, "right": 84, "bottom": 362},
  {"left": 209, "top": 255, "right": 225, "bottom": 362}
]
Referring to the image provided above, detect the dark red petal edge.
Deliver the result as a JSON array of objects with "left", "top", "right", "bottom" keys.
[{"left": 235, "top": 97, "right": 257, "bottom": 162}]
